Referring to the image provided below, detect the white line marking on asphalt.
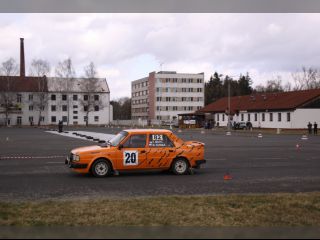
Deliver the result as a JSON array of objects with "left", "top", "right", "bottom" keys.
[
  {"left": 253, "top": 157, "right": 287, "bottom": 160},
  {"left": 46, "top": 162, "right": 64, "bottom": 164},
  {"left": 207, "top": 158, "right": 227, "bottom": 161}
]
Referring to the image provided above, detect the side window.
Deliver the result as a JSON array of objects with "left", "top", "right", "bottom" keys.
[
  {"left": 123, "top": 134, "right": 147, "bottom": 148},
  {"left": 149, "top": 134, "right": 174, "bottom": 147}
]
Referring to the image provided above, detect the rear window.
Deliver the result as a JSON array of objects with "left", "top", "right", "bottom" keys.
[{"left": 149, "top": 134, "right": 174, "bottom": 147}]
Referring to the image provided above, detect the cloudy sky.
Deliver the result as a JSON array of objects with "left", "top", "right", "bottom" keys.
[{"left": 0, "top": 13, "right": 320, "bottom": 99}]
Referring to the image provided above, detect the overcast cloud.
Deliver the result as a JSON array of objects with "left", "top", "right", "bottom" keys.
[{"left": 0, "top": 13, "right": 320, "bottom": 99}]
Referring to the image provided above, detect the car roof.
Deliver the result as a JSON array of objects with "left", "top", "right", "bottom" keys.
[{"left": 123, "top": 129, "right": 173, "bottom": 134}]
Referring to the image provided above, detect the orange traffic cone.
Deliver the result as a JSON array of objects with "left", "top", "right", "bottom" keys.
[{"left": 224, "top": 172, "right": 233, "bottom": 180}]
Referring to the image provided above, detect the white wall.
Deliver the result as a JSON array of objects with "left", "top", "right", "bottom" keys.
[
  {"left": 214, "top": 111, "right": 296, "bottom": 129},
  {"left": 47, "top": 92, "right": 111, "bottom": 125},
  {"left": 0, "top": 92, "right": 112, "bottom": 126},
  {"left": 292, "top": 109, "right": 320, "bottom": 128}
]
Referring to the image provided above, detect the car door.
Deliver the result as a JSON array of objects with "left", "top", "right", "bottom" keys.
[
  {"left": 118, "top": 134, "right": 148, "bottom": 170},
  {"left": 146, "top": 133, "right": 176, "bottom": 169}
]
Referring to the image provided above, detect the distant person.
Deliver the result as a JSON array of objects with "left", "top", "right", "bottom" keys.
[
  {"left": 58, "top": 120, "right": 63, "bottom": 133},
  {"left": 314, "top": 122, "right": 318, "bottom": 135},
  {"left": 308, "top": 122, "right": 312, "bottom": 134}
]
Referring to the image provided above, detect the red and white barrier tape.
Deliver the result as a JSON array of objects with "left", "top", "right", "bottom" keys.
[{"left": 0, "top": 155, "right": 66, "bottom": 160}]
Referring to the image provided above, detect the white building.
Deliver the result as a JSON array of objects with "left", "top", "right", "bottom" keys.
[
  {"left": 0, "top": 38, "right": 112, "bottom": 126},
  {"left": 199, "top": 89, "right": 320, "bottom": 129},
  {"left": 131, "top": 71, "right": 205, "bottom": 123},
  {"left": 47, "top": 77, "right": 112, "bottom": 126},
  {"left": 0, "top": 76, "right": 112, "bottom": 126}
]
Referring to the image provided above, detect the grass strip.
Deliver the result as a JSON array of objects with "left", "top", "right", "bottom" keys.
[{"left": 1, "top": 192, "right": 320, "bottom": 227}]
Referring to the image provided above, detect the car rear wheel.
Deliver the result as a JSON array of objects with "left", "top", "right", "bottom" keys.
[
  {"left": 172, "top": 158, "right": 189, "bottom": 175},
  {"left": 91, "top": 159, "right": 112, "bottom": 178}
]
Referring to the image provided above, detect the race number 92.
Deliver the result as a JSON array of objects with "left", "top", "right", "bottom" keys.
[{"left": 123, "top": 151, "right": 138, "bottom": 166}]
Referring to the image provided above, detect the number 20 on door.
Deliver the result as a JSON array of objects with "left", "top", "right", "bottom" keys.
[{"left": 123, "top": 151, "right": 139, "bottom": 166}]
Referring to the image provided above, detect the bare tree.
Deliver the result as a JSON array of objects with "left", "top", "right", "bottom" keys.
[
  {"left": 0, "top": 58, "right": 19, "bottom": 126},
  {"left": 254, "top": 76, "right": 284, "bottom": 93},
  {"left": 29, "top": 59, "right": 51, "bottom": 126},
  {"left": 292, "top": 66, "right": 320, "bottom": 90},
  {"left": 283, "top": 81, "right": 292, "bottom": 92},
  {"left": 79, "top": 62, "right": 105, "bottom": 126},
  {"left": 55, "top": 58, "right": 76, "bottom": 125}
]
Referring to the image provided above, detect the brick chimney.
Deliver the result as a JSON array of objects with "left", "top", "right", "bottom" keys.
[{"left": 20, "top": 38, "right": 25, "bottom": 77}]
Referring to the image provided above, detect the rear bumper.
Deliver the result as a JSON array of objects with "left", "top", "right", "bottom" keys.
[
  {"left": 195, "top": 159, "right": 206, "bottom": 169},
  {"left": 65, "top": 159, "right": 88, "bottom": 169}
]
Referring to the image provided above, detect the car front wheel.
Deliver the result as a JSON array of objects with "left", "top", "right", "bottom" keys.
[
  {"left": 172, "top": 158, "right": 189, "bottom": 175},
  {"left": 91, "top": 159, "right": 112, "bottom": 178}
]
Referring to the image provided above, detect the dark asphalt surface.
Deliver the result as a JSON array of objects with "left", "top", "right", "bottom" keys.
[{"left": 0, "top": 127, "right": 320, "bottom": 201}]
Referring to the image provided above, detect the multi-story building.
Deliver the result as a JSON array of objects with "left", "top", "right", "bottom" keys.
[
  {"left": 132, "top": 71, "right": 205, "bottom": 123},
  {"left": 0, "top": 38, "right": 112, "bottom": 126}
]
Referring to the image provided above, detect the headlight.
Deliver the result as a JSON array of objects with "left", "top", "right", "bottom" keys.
[
  {"left": 70, "top": 153, "right": 80, "bottom": 162},
  {"left": 74, "top": 155, "right": 80, "bottom": 162}
]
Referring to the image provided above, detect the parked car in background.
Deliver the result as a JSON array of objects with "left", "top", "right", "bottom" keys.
[{"left": 234, "top": 122, "right": 248, "bottom": 130}]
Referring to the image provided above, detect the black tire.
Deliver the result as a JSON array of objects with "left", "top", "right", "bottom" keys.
[
  {"left": 91, "top": 159, "right": 112, "bottom": 178},
  {"left": 171, "top": 158, "right": 190, "bottom": 175}
]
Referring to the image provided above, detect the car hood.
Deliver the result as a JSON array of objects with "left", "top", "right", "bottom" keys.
[{"left": 72, "top": 145, "right": 104, "bottom": 154}]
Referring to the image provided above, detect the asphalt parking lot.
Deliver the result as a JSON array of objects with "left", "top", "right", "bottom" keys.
[{"left": 0, "top": 127, "right": 320, "bottom": 201}]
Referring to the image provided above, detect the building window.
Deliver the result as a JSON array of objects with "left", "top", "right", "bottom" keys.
[
  {"left": 17, "top": 94, "right": 22, "bottom": 103},
  {"left": 29, "top": 94, "right": 33, "bottom": 101},
  {"left": 248, "top": 113, "right": 251, "bottom": 122},
  {"left": 287, "top": 112, "right": 291, "bottom": 122},
  {"left": 94, "top": 106, "right": 99, "bottom": 111},
  {"left": 84, "top": 116, "right": 88, "bottom": 122},
  {"left": 84, "top": 106, "right": 88, "bottom": 111},
  {"left": 73, "top": 111, "right": 78, "bottom": 114},
  {"left": 62, "top": 105, "right": 67, "bottom": 112},
  {"left": 278, "top": 113, "right": 282, "bottom": 122},
  {"left": 241, "top": 113, "right": 244, "bottom": 122},
  {"left": 51, "top": 116, "right": 56, "bottom": 123},
  {"left": 17, "top": 116, "right": 22, "bottom": 125},
  {"left": 94, "top": 116, "right": 99, "bottom": 122},
  {"left": 255, "top": 113, "right": 258, "bottom": 122},
  {"left": 84, "top": 95, "right": 89, "bottom": 101},
  {"left": 73, "top": 95, "right": 78, "bottom": 101},
  {"left": 94, "top": 95, "right": 99, "bottom": 101},
  {"left": 40, "top": 116, "right": 45, "bottom": 122},
  {"left": 62, "top": 95, "right": 67, "bottom": 101},
  {"left": 73, "top": 116, "right": 78, "bottom": 120},
  {"left": 73, "top": 105, "right": 78, "bottom": 109},
  {"left": 270, "top": 113, "right": 273, "bottom": 122},
  {"left": 29, "top": 105, "right": 34, "bottom": 111},
  {"left": 217, "top": 114, "right": 220, "bottom": 121},
  {"left": 262, "top": 113, "right": 265, "bottom": 122},
  {"left": 51, "top": 94, "right": 56, "bottom": 101},
  {"left": 62, "top": 116, "right": 67, "bottom": 122},
  {"left": 222, "top": 114, "right": 225, "bottom": 122},
  {"left": 51, "top": 105, "right": 56, "bottom": 112}
]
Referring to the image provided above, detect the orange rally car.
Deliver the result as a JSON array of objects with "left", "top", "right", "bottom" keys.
[{"left": 65, "top": 129, "right": 206, "bottom": 177}]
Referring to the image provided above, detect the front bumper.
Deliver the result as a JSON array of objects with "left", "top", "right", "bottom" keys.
[
  {"left": 65, "top": 158, "right": 88, "bottom": 169},
  {"left": 194, "top": 159, "right": 206, "bottom": 169}
]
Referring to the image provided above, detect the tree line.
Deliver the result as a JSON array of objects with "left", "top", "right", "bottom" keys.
[{"left": 0, "top": 57, "right": 105, "bottom": 126}]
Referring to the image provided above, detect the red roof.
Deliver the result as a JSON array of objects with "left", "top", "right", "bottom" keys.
[
  {"left": 0, "top": 76, "right": 48, "bottom": 92},
  {"left": 199, "top": 89, "right": 320, "bottom": 113}
]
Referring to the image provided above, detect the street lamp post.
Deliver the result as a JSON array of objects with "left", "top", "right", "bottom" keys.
[{"left": 228, "top": 78, "right": 231, "bottom": 132}]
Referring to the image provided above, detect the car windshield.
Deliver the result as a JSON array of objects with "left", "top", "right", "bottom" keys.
[{"left": 109, "top": 131, "right": 128, "bottom": 147}]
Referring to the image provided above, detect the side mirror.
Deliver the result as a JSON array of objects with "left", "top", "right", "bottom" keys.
[{"left": 118, "top": 144, "right": 123, "bottom": 150}]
